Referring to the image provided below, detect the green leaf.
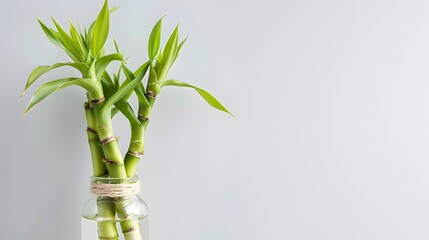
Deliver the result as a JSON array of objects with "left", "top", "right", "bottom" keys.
[
  {"left": 173, "top": 36, "right": 188, "bottom": 63},
  {"left": 22, "top": 62, "right": 89, "bottom": 96},
  {"left": 156, "top": 47, "right": 164, "bottom": 66},
  {"left": 86, "top": 22, "right": 95, "bottom": 49},
  {"left": 135, "top": 61, "right": 151, "bottom": 77},
  {"left": 69, "top": 22, "right": 87, "bottom": 57},
  {"left": 37, "top": 19, "right": 63, "bottom": 49},
  {"left": 94, "top": 53, "right": 123, "bottom": 79},
  {"left": 113, "top": 73, "right": 119, "bottom": 89},
  {"left": 147, "top": 65, "right": 158, "bottom": 86},
  {"left": 121, "top": 62, "right": 149, "bottom": 104},
  {"left": 37, "top": 19, "right": 79, "bottom": 62},
  {"left": 51, "top": 17, "right": 84, "bottom": 61},
  {"left": 24, "top": 77, "right": 94, "bottom": 113},
  {"left": 112, "top": 64, "right": 122, "bottom": 89},
  {"left": 156, "top": 24, "right": 179, "bottom": 79},
  {"left": 101, "top": 79, "right": 139, "bottom": 125},
  {"left": 129, "top": 62, "right": 151, "bottom": 101},
  {"left": 88, "top": 60, "right": 97, "bottom": 80},
  {"left": 113, "top": 39, "right": 120, "bottom": 53},
  {"left": 159, "top": 80, "right": 232, "bottom": 115},
  {"left": 109, "top": 6, "right": 121, "bottom": 14},
  {"left": 91, "top": 0, "right": 110, "bottom": 57},
  {"left": 121, "top": 63, "right": 135, "bottom": 80},
  {"left": 102, "top": 71, "right": 115, "bottom": 88},
  {"left": 99, "top": 64, "right": 149, "bottom": 120},
  {"left": 148, "top": 17, "right": 163, "bottom": 60},
  {"left": 164, "top": 24, "right": 180, "bottom": 59}
]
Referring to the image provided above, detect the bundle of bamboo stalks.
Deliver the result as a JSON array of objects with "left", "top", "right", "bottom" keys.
[{"left": 22, "top": 1, "right": 230, "bottom": 239}]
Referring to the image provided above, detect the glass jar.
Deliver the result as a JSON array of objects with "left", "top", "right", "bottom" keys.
[{"left": 81, "top": 176, "right": 149, "bottom": 240}]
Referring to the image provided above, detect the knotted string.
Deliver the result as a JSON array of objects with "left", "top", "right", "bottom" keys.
[{"left": 91, "top": 180, "right": 140, "bottom": 197}]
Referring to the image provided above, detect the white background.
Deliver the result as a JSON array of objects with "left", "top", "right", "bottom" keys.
[{"left": 1, "top": 0, "right": 429, "bottom": 239}]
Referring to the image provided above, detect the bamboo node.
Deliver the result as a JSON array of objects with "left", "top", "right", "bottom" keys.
[
  {"left": 123, "top": 226, "right": 137, "bottom": 233},
  {"left": 144, "top": 91, "right": 156, "bottom": 99},
  {"left": 137, "top": 115, "right": 149, "bottom": 121},
  {"left": 91, "top": 180, "right": 140, "bottom": 197},
  {"left": 102, "top": 158, "right": 122, "bottom": 165},
  {"left": 83, "top": 102, "right": 90, "bottom": 110},
  {"left": 126, "top": 151, "right": 144, "bottom": 157},
  {"left": 89, "top": 97, "right": 105, "bottom": 107},
  {"left": 86, "top": 127, "right": 97, "bottom": 134},
  {"left": 99, "top": 136, "right": 119, "bottom": 145}
]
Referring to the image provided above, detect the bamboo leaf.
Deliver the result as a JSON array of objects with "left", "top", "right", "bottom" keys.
[
  {"left": 113, "top": 39, "right": 120, "bottom": 53},
  {"left": 111, "top": 107, "right": 119, "bottom": 117},
  {"left": 109, "top": 6, "right": 121, "bottom": 14},
  {"left": 121, "top": 63, "right": 134, "bottom": 80},
  {"left": 69, "top": 22, "right": 87, "bottom": 57},
  {"left": 84, "top": 27, "right": 88, "bottom": 41},
  {"left": 148, "top": 17, "right": 163, "bottom": 60},
  {"left": 156, "top": 47, "right": 164, "bottom": 66},
  {"left": 162, "top": 25, "right": 179, "bottom": 66},
  {"left": 51, "top": 31, "right": 77, "bottom": 61},
  {"left": 24, "top": 77, "right": 93, "bottom": 113},
  {"left": 51, "top": 17, "right": 84, "bottom": 61},
  {"left": 118, "top": 64, "right": 136, "bottom": 102},
  {"left": 91, "top": 0, "right": 110, "bottom": 57},
  {"left": 173, "top": 36, "right": 188, "bottom": 63},
  {"left": 102, "top": 71, "right": 115, "bottom": 88},
  {"left": 164, "top": 24, "right": 180, "bottom": 59},
  {"left": 37, "top": 19, "right": 79, "bottom": 62},
  {"left": 149, "top": 64, "right": 158, "bottom": 82},
  {"left": 123, "top": 63, "right": 149, "bottom": 93},
  {"left": 113, "top": 73, "right": 120, "bottom": 89},
  {"left": 99, "top": 64, "right": 149, "bottom": 120},
  {"left": 95, "top": 53, "right": 123, "bottom": 79},
  {"left": 135, "top": 61, "right": 151, "bottom": 77},
  {"left": 159, "top": 80, "right": 232, "bottom": 115},
  {"left": 156, "top": 24, "right": 179, "bottom": 79},
  {"left": 23, "top": 62, "right": 89, "bottom": 96},
  {"left": 121, "top": 63, "right": 149, "bottom": 106},
  {"left": 108, "top": 64, "right": 122, "bottom": 89},
  {"left": 88, "top": 60, "right": 97, "bottom": 80},
  {"left": 101, "top": 80, "right": 139, "bottom": 125},
  {"left": 37, "top": 19, "right": 63, "bottom": 49},
  {"left": 86, "top": 21, "right": 95, "bottom": 50}
]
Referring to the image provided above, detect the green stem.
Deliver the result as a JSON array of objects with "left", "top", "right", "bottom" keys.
[
  {"left": 115, "top": 197, "right": 143, "bottom": 240},
  {"left": 125, "top": 96, "right": 155, "bottom": 177},
  {"left": 84, "top": 100, "right": 119, "bottom": 240},
  {"left": 124, "top": 124, "right": 144, "bottom": 177},
  {"left": 90, "top": 81, "right": 128, "bottom": 178},
  {"left": 93, "top": 91, "right": 143, "bottom": 240},
  {"left": 97, "top": 118, "right": 128, "bottom": 178},
  {"left": 96, "top": 197, "right": 119, "bottom": 240},
  {"left": 85, "top": 103, "right": 107, "bottom": 177}
]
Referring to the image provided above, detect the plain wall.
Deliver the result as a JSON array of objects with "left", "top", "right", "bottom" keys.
[{"left": 1, "top": 0, "right": 429, "bottom": 239}]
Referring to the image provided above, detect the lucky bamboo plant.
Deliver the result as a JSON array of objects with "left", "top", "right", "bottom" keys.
[{"left": 22, "top": 1, "right": 230, "bottom": 239}]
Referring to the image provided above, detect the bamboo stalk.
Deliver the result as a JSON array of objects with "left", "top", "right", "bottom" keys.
[
  {"left": 124, "top": 124, "right": 144, "bottom": 177},
  {"left": 85, "top": 102, "right": 107, "bottom": 177},
  {"left": 92, "top": 98, "right": 144, "bottom": 239},
  {"left": 96, "top": 197, "right": 119, "bottom": 240},
  {"left": 120, "top": 125, "right": 146, "bottom": 239},
  {"left": 115, "top": 196, "right": 143, "bottom": 240},
  {"left": 124, "top": 95, "right": 155, "bottom": 177},
  {"left": 85, "top": 102, "right": 120, "bottom": 239}
]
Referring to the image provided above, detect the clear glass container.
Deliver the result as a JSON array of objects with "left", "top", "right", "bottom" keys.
[{"left": 81, "top": 176, "right": 149, "bottom": 240}]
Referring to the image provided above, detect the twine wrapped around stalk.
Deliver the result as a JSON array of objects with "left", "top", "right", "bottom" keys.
[{"left": 91, "top": 180, "right": 140, "bottom": 197}]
